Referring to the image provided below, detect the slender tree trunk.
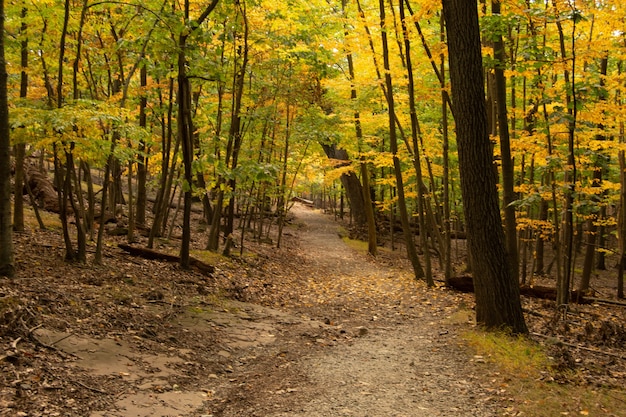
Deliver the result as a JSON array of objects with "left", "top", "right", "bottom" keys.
[
  {"left": 55, "top": 0, "right": 77, "bottom": 262},
  {"left": 343, "top": 0, "right": 377, "bottom": 256},
  {"left": 400, "top": 0, "right": 432, "bottom": 285},
  {"left": 177, "top": 0, "right": 219, "bottom": 265},
  {"left": 81, "top": 160, "right": 95, "bottom": 240},
  {"left": 380, "top": 0, "right": 424, "bottom": 280},
  {"left": 149, "top": 77, "right": 175, "bottom": 248},
  {"left": 276, "top": 101, "right": 291, "bottom": 249},
  {"left": 136, "top": 63, "right": 148, "bottom": 226},
  {"left": 617, "top": 62, "right": 625, "bottom": 299},
  {"left": 492, "top": 0, "right": 519, "bottom": 283},
  {"left": 225, "top": 0, "right": 249, "bottom": 243},
  {"left": 617, "top": 150, "right": 626, "bottom": 298},
  {"left": 554, "top": 0, "right": 577, "bottom": 307},
  {"left": 579, "top": 56, "right": 608, "bottom": 292},
  {"left": 178, "top": 35, "right": 193, "bottom": 269},
  {"left": 440, "top": 13, "right": 452, "bottom": 285},
  {"left": 13, "top": 7, "right": 28, "bottom": 233},
  {"left": 0, "top": 0, "right": 13, "bottom": 277}
]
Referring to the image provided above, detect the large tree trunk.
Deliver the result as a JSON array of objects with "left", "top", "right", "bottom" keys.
[
  {"left": 321, "top": 144, "right": 367, "bottom": 228},
  {"left": 442, "top": 0, "right": 527, "bottom": 333}
]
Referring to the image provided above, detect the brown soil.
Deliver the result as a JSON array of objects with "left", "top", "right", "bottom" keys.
[{"left": 1, "top": 203, "right": 626, "bottom": 416}]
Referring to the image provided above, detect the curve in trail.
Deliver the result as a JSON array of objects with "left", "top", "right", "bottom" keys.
[
  {"left": 283, "top": 204, "right": 419, "bottom": 312},
  {"left": 255, "top": 204, "right": 498, "bottom": 417}
]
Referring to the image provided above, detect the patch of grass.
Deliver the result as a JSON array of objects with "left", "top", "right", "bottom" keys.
[
  {"left": 464, "top": 329, "right": 549, "bottom": 378},
  {"left": 509, "top": 383, "right": 626, "bottom": 417},
  {"left": 24, "top": 206, "right": 62, "bottom": 230},
  {"left": 462, "top": 330, "right": 626, "bottom": 416},
  {"left": 341, "top": 235, "right": 393, "bottom": 255},
  {"left": 342, "top": 236, "right": 367, "bottom": 252},
  {"left": 190, "top": 249, "right": 230, "bottom": 265}
]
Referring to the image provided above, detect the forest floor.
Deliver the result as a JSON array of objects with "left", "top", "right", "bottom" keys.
[{"left": 2, "top": 202, "right": 626, "bottom": 416}]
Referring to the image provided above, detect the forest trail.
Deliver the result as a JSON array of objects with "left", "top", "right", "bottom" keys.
[
  {"left": 209, "top": 204, "right": 500, "bottom": 417},
  {"left": 2, "top": 204, "right": 503, "bottom": 417}
]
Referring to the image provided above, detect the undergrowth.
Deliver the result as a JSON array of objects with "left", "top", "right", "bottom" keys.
[{"left": 462, "top": 329, "right": 626, "bottom": 417}]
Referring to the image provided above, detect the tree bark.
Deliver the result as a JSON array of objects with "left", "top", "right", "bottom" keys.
[
  {"left": 442, "top": 0, "right": 527, "bottom": 333},
  {"left": 380, "top": 0, "right": 424, "bottom": 280},
  {"left": 13, "top": 7, "right": 28, "bottom": 233},
  {"left": 492, "top": 0, "right": 519, "bottom": 283},
  {"left": 343, "top": 0, "right": 377, "bottom": 255},
  {"left": 136, "top": 63, "right": 148, "bottom": 227},
  {"left": 178, "top": 0, "right": 220, "bottom": 265},
  {"left": 400, "top": 0, "right": 432, "bottom": 285},
  {"left": 321, "top": 144, "right": 368, "bottom": 228},
  {"left": 0, "top": 0, "right": 14, "bottom": 277}
]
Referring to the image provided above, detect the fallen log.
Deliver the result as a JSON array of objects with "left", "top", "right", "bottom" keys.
[
  {"left": 25, "top": 165, "right": 61, "bottom": 213},
  {"left": 582, "top": 297, "right": 626, "bottom": 307},
  {"left": 118, "top": 243, "right": 215, "bottom": 275},
  {"left": 447, "top": 275, "right": 474, "bottom": 293},
  {"left": 447, "top": 275, "right": 592, "bottom": 304},
  {"left": 291, "top": 196, "right": 314, "bottom": 206}
]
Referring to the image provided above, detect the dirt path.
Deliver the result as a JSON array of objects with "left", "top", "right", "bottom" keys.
[
  {"left": 208, "top": 204, "right": 500, "bottom": 417},
  {"left": 5, "top": 204, "right": 501, "bottom": 416}
]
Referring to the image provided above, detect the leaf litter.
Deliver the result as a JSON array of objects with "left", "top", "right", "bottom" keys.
[{"left": 1, "top": 203, "right": 626, "bottom": 416}]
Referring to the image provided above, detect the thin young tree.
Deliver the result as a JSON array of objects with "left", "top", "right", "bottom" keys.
[
  {"left": 178, "top": 0, "right": 220, "bottom": 267},
  {"left": 342, "top": 0, "right": 377, "bottom": 256},
  {"left": 379, "top": 0, "right": 424, "bottom": 280},
  {"left": 399, "top": 0, "right": 433, "bottom": 285},
  {"left": 0, "top": 0, "right": 14, "bottom": 277},
  {"left": 492, "top": 0, "right": 519, "bottom": 282},
  {"left": 13, "top": 6, "right": 28, "bottom": 233},
  {"left": 553, "top": 0, "right": 578, "bottom": 307}
]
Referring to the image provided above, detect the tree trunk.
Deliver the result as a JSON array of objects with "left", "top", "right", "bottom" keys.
[
  {"left": 553, "top": 0, "right": 577, "bottom": 307},
  {"left": 224, "top": 0, "right": 249, "bottom": 245},
  {"left": 579, "top": 56, "right": 608, "bottom": 292},
  {"left": 13, "top": 7, "right": 28, "bottom": 233},
  {"left": 0, "top": 0, "right": 13, "bottom": 277},
  {"left": 136, "top": 63, "right": 148, "bottom": 227},
  {"left": 492, "top": 0, "right": 519, "bottom": 283},
  {"left": 343, "top": 0, "right": 377, "bottom": 255},
  {"left": 380, "top": 0, "right": 424, "bottom": 280},
  {"left": 618, "top": 147, "right": 626, "bottom": 299},
  {"left": 178, "top": 35, "right": 193, "bottom": 269},
  {"left": 440, "top": 13, "right": 452, "bottom": 285},
  {"left": 400, "top": 0, "right": 432, "bottom": 285},
  {"left": 148, "top": 77, "right": 176, "bottom": 248},
  {"left": 321, "top": 144, "right": 368, "bottom": 228},
  {"left": 442, "top": 0, "right": 527, "bottom": 333}
]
